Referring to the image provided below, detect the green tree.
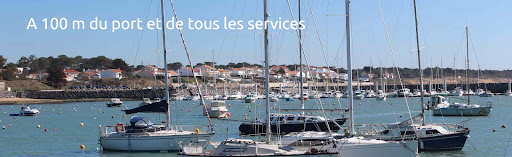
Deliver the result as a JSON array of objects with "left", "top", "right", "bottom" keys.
[
  {"left": 47, "top": 64, "right": 67, "bottom": 88},
  {"left": 167, "top": 62, "right": 183, "bottom": 71},
  {"left": 277, "top": 68, "right": 286, "bottom": 75},
  {"left": 1, "top": 67, "right": 17, "bottom": 81},
  {"left": 111, "top": 58, "right": 129, "bottom": 70},
  {"left": 0, "top": 55, "right": 6, "bottom": 68}
]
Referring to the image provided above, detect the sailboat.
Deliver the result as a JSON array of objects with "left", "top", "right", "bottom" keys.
[
  {"left": 239, "top": 0, "right": 346, "bottom": 136},
  {"left": 180, "top": 1, "right": 337, "bottom": 156},
  {"left": 365, "top": 1, "right": 471, "bottom": 151},
  {"left": 99, "top": 0, "right": 214, "bottom": 152},
  {"left": 432, "top": 27, "right": 492, "bottom": 116},
  {"left": 280, "top": 0, "right": 418, "bottom": 156}
]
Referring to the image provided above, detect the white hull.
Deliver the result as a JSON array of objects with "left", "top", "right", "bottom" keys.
[
  {"left": 100, "top": 131, "right": 213, "bottom": 152},
  {"left": 433, "top": 106, "right": 492, "bottom": 116},
  {"left": 207, "top": 109, "right": 229, "bottom": 118}
]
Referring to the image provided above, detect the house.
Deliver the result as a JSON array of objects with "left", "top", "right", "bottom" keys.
[
  {"left": 178, "top": 67, "right": 202, "bottom": 77},
  {"left": 39, "top": 73, "right": 49, "bottom": 79},
  {"left": 26, "top": 73, "right": 41, "bottom": 80},
  {"left": 217, "top": 69, "right": 231, "bottom": 78},
  {"left": 64, "top": 69, "right": 81, "bottom": 78},
  {"left": 101, "top": 69, "right": 123, "bottom": 80},
  {"left": 79, "top": 72, "right": 100, "bottom": 80},
  {"left": 230, "top": 68, "right": 245, "bottom": 76},
  {"left": 338, "top": 73, "right": 348, "bottom": 81},
  {"left": 270, "top": 66, "right": 290, "bottom": 73},
  {"left": 64, "top": 74, "right": 74, "bottom": 81}
]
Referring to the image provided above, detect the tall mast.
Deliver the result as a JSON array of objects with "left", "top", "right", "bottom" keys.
[
  {"left": 213, "top": 49, "right": 217, "bottom": 96},
  {"left": 298, "top": 0, "right": 305, "bottom": 112},
  {"left": 263, "top": 0, "right": 271, "bottom": 143},
  {"left": 413, "top": 0, "right": 424, "bottom": 125},
  {"left": 345, "top": 0, "right": 354, "bottom": 136},
  {"left": 466, "top": 26, "right": 470, "bottom": 104},
  {"left": 159, "top": 0, "right": 171, "bottom": 130}
]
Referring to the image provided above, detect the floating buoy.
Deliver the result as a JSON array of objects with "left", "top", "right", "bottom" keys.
[
  {"left": 13, "top": 117, "right": 15, "bottom": 119},
  {"left": 59, "top": 112, "right": 62, "bottom": 114},
  {"left": 2, "top": 126, "right": 5, "bottom": 129},
  {"left": 226, "top": 112, "right": 230, "bottom": 117},
  {"left": 122, "top": 115, "right": 126, "bottom": 117},
  {"left": 189, "top": 110, "right": 191, "bottom": 112},
  {"left": 93, "top": 117, "right": 96, "bottom": 120},
  {"left": 181, "top": 108, "right": 184, "bottom": 111},
  {"left": 53, "top": 129, "right": 56, "bottom": 131},
  {"left": 249, "top": 109, "right": 252, "bottom": 112},
  {"left": 80, "top": 123, "right": 84, "bottom": 126},
  {"left": 228, "top": 104, "right": 231, "bottom": 107},
  {"left": 111, "top": 116, "right": 114, "bottom": 118},
  {"left": 162, "top": 121, "right": 167, "bottom": 123},
  {"left": 8, "top": 124, "right": 11, "bottom": 127},
  {"left": 45, "top": 129, "right": 48, "bottom": 132},
  {"left": 244, "top": 114, "right": 248, "bottom": 120},
  {"left": 80, "top": 145, "right": 85, "bottom": 149},
  {"left": 493, "top": 128, "right": 496, "bottom": 132},
  {"left": 103, "top": 112, "right": 105, "bottom": 114},
  {"left": 399, "top": 115, "right": 402, "bottom": 118},
  {"left": 37, "top": 125, "right": 41, "bottom": 128},
  {"left": 99, "top": 109, "right": 101, "bottom": 111},
  {"left": 74, "top": 110, "right": 77, "bottom": 112},
  {"left": 502, "top": 125, "right": 506, "bottom": 128}
]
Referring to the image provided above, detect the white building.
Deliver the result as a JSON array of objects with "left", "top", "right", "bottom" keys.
[
  {"left": 230, "top": 68, "right": 245, "bottom": 76},
  {"left": 178, "top": 67, "right": 202, "bottom": 77},
  {"left": 100, "top": 69, "right": 123, "bottom": 80}
]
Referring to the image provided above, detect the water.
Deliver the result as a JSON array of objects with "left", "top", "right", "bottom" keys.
[{"left": 0, "top": 96, "right": 510, "bottom": 156}]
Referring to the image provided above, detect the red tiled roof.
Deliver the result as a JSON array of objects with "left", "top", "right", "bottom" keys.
[
  {"left": 232, "top": 68, "right": 242, "bottom": 71},
  {"left": 108, "top": 69, "right": 122, "bottom": 73},
  {"left": 83, "top": 72, "right": 96, "bottom": 76},
  {"left": 64, "top": 69, "right": 80, "bottom": 73}
]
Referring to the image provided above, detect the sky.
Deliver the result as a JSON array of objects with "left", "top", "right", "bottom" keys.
[{"left": 0, "top": 0, "right": 511, "bottom": 70}]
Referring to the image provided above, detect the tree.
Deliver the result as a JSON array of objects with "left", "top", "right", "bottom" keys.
[
  {"left": 18, "top": 56, "right": 30, "bottom": 68},
  {"left": 167, "top": 62, "right": 183, "bottom": 71},
  {"left": 111, "top": 58, "right": 129, "bottom": 70},
  {"left": 1, "top": 67, "right": 17, "bottom": 81},
  {"left": 47, "top": 64, "right": 67, "bottom": 88},
  {"left": 0, "top": 55, "right": 6, "bottom": 68},
  {"left": 277, "top": 68, "right": 286, "bottom": 75}
]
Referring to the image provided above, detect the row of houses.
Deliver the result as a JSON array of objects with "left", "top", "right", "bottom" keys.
[{"left": 26, "top": 69, "right": 123, "bottom": 81}]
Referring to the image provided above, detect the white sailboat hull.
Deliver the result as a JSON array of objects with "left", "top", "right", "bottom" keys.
[
  {"left": 433, "top": 106, "right": 492, "bottom": 116},
  {"left": 100, "top": 131, "right": 213, "bottom": 152}
]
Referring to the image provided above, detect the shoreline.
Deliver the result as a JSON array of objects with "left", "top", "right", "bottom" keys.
[{"left": 0, "top": 98, "right": 140, "bottom": 105}]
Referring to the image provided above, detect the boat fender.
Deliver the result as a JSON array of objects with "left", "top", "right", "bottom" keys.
[
  {"left": 195, "top": 128, "right": 200, "bottom": 134},
  {"left": 115, "top": 123, "right": 125, "bottom": 133},
  {"left": 226, "top": 112, "right": 230, "bottom": 117},
  {"left": 309, "top": 148, "right": 318, "bottom": 154}
]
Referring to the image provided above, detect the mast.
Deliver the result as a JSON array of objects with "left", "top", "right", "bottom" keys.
[
  {"left": 160, "top": 0, "right": 171, "bottom": 129},
  {"left": 413, "top": 0, "right": 424, "bottom": 125},
  {"left": 466, "top": 26, "right": 470, "bottom": 104},
  {"left": 263, "top": 0, "right": 271, "bottom": 143},
  {"left": 345, "top": 0, "right": 354, "bottom": 136},
  {"left": 509, "top": 78, "right": 511, "bottom": 91},
  {"left": 298, "top": 0, "right": 305, "bottom": 112},
  {"left": 213, "top": 49, "right": 217, "bottom": 97}
]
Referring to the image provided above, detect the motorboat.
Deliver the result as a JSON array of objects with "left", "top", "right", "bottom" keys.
[
  {"left": 19, "top": 105, "right": 39, "bottom": 116},
  {"left": 206, "top": 101, "right": 229, "bottom": 118},
  {"left": 479, "top": 90, "right": 494, "bottom": 97},
  {"left": 365, "top": 90, "right": 376, "bottom": 98},
  {"left": 244, "top": 93, "right": 257, "bottom": 103},
  {"left": 474, "top": 88, "right": 484, "bottom": 96},
  {"left": 354, "top": 90, "right": 364, "bottom": 100},
  {"left": 397, "top": 88, "right": 412, "bottom": 97},
  {"left": 239, "top": 114, "right": 347, "bottom": 136},
  {"left": 431, "top": 95, "right": 492, "bottom": 116},
  {"left": 270, "top": 97, "right": 279, "bottom": 102},
  {"left": 227, "top": 92, "right": 243, "bottom": 100},
  {"left": 106, "top": 98, "right": 123, "bottom": 107},
  {"left": 139, "top": 98, "right": 152, "bottom": 107}
]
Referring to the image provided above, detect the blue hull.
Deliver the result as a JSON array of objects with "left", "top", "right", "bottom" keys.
[{"left": 419, "top": 131, "right": 469, "bottom": 151}]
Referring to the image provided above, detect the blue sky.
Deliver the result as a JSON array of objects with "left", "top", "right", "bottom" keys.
[{"left": 0, "top": 0, "right": 510, "bottom": 70}]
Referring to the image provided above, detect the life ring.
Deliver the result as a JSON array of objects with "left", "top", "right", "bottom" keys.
[
  {"left": 309, "top": 147, "right": 318, "bottom": 154},
  {"left": 115, "top": 123, "right": 125, "bottom": 133}
]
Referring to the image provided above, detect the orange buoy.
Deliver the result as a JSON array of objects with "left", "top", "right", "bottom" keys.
[
  {"left": 226, "top": 112, "right": 230, "bottom": 116},
  {"left": 8, "top": 124, "right": 11, "bottom": 127},
  {"left": 80, "top": 145, "right": 85, "bottom": 149}
]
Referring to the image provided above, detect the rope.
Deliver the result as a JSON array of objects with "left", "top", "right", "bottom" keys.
[{"left": 169, "top": 0, "right": 214, "bottom": 131}]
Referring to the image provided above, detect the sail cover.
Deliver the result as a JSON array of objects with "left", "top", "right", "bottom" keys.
[
  {"left": 385, "top": 114, "right": 424, "bottom": 129},
  {"left": 123, "top": 101, "right": 168, "bottom": 114}
]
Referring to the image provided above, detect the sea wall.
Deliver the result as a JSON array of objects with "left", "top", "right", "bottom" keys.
[{"left": 22, "top": 89, "right": 169, "bottom": 99}]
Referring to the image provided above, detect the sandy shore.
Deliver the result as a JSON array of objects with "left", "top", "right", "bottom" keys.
[{"left": 0, "top": 98, "right": 64, "bottom": 105}]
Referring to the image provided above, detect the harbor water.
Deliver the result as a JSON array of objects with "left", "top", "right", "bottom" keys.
[{"left": 0, "top": 96, "right": 510, "bottom": 156}]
